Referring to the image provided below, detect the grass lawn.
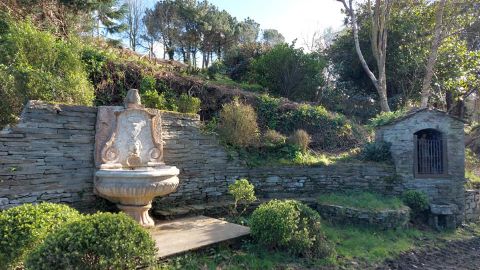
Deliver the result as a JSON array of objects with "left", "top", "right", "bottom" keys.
[
  {"left": 317, "top": 192, "right": 405, "bottom": 211},
  {"left": 154, "top": 220, "right": 480, "bottom": 270}
]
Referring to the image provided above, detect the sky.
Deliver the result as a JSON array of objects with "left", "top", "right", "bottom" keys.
[
  {"left": 206, "top": 0, "right": 346, "bottom": 46},
  {"left": 143, "top": 0, "right": 346, "bottom": 50}
]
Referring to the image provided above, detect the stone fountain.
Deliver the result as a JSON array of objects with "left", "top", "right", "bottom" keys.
[{"left": 94, "top": 89, "right": 180, "bottom": 227}]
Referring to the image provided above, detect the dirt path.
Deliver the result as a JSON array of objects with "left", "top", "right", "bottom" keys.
[{"left": 378, "top": 237, "right": 480, "bottom": 270}]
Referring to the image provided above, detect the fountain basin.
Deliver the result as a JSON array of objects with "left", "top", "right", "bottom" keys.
[{"left": 95, "top": 166, "right": 180, "bottom": 226}]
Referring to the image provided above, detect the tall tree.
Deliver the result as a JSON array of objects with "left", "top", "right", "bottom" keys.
[
  {"left": 124, "top": 0, "right": 143, "bottom": 51},
  {"left": 337, "top": 0, "right": 392, "bottom": 112},
  {"left": 420, "top": 0, "right": 447, "bottom": 108},
  {"left": 236, "top": 17, "right": 260, "bottom": 44},
  {"left": 92, "top": 0, "right": 127, "bottom": 37},
  {"left": 144, "top": 0, "right": 180, "bottom": 60},
  {"left": 262, "top": 29, "right": 285, "bottom": 46}
]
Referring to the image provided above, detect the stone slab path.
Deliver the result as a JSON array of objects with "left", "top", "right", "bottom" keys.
[{"left": 150, "top": 215, "right": 250, "bottom": 258}]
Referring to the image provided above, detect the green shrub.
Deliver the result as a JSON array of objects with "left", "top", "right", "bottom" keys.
[
  {"left": 139, "top": 75, "right": 157, "bottom": 94},
  {"left": 81, "top": 46, "right": 111, "bottom": 82},
  {"left": 288, "top": 129, "right": 311, "bottom": 152},
  {"left": 0, "top": 203, "right": 81, "bottom": 268},
  {"left": 360, "top": 141, "right": 392, "bottom": 162},
  {"left": 218, "top": 98, "right": 260, "bottom": 147},
  {"left": 369, "top": 109, "right": 408, "bottom": 127},
  {"left": 0, "top": 17, "right": 94, "bottom": 128},
  {"left": 401, "top": 190, "right": 430, "bottom": 218},
  {"left": 250, "top": 43, "right": 326, "bottom": 101},
  {"left": 262, "top": 129, "right": 286, "bottom": 148},
  {"left": 249, "top": 200, "right": 333, "bottom": 258},
  {"left": 207, "top": 60, "right": 226, "bottom": 79},
  {"left": 228, "top": 178, "right": 257, "bottom": 216},
  {"left": 255, "top": 96, "right": 365, "bottom": 151},
  {"left": 256, "top": 94, "right": 281, "bottom": 129},
  {"left": 142, "top": 90, "right": 168, "bottom": 110},
  {"left": 177, "top": 93, "right": 201, "bottom": 114},
  {"left": 25, "top": 212, "right": 157, "bottom": 270}
]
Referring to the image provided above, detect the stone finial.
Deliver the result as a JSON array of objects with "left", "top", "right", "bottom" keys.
[{"left": 125, "top": 89, "right": 142, "bottom": 109}]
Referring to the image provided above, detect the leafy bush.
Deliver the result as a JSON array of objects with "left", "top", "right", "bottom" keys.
[
  {"left": 25, "top": 212, "right": 157, "bottom": 270},
  {"left": 250, "top": 200, "right": 333, "bottom": 258},
  {"left": 81, "top": 46, "right": 112, "bottom": 83},
  {"left": 250, "top": 43, "right": 326, "bottom": 101},
  {"left": 288, "top": 129, "right": 311, "bottom": 152},
  {"left": 0, "top": 203, "right": 81, "bottom": 268},
  {"left": 360, "top": 141, "right": 392, "bottom": 163},
  {"left": 228, "top": 178, "right": 257, "bottom": 216},
  {"left": 142, "top": 90, "right": 168, "bottom": 110},
  {"left": 177, "top": 93, "right": 201, "bottom": 114},
  {"left": 207, "top": 60, "right": 226, "bottom": 79},
  {"left": 140, "top": 75, "right": 157, "bottom": 93},
  {"left": 218, "top": 98, "right": 260, "bottom": 147},
  {"left": 262, "top": 129, "right": 286, "bottom": 148},
  {"left": 369, "top": 109, "right": 408, "bottom": 127},
  {"left": 255, "top": 95, "right": 365, "bottom": 151},
  {"left": 401, "top": 190, "right": 430, "bottom": 218},
  {"left": 0, "top": 17, "right": 94, "bottom": 127},
  {"left": 256, "top": 94, "right": 282, "bottom": 129}
]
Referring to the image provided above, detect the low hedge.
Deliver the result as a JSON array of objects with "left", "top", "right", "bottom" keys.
[
  {"left": 249, "top": 199, "right": 333, "bottom": 258},
  {"left": 0, "top": 203, "right": 81, "bottom": 268},
  {"left": 25, "top": 212, "right": 157, "bottom": 270}
]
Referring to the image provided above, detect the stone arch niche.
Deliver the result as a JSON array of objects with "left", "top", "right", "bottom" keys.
[
  {"left": 413, "top": 128, "right": 447, "bottom": 178},
  {"left": 375, "top": 109, "right": 466, "bottom": 226}
]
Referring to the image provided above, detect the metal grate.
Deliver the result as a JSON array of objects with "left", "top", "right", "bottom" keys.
[{"left": 416, "top": 138, "right": 444, "bottom": 175}]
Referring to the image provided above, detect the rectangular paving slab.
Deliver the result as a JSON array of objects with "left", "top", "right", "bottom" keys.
[{"left": 149, "top": 215, "right": 250, "bottom": 258}]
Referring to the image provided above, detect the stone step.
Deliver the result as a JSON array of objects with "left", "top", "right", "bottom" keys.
[{"left": 150, "top": 215, "right": 250, "bottom": 258}]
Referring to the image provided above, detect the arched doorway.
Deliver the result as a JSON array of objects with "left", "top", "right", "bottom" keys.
[{"left": 414, "top": 129, "right": 446, "bottom": 177}]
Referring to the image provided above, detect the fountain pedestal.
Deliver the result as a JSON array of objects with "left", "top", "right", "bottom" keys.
[{"left": 94, "top": 89, "right": 180, "bottom": 227}]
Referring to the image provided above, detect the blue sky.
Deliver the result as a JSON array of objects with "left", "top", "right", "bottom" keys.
[
  {"left": 143, "top": 0, "right": 346, "bottom": 48},
  {"left": 206, "top": 0, "right": 345, "bottom": 45}
]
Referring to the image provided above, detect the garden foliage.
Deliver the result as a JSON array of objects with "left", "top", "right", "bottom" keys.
[
  {"left": 218, "top": 98, "right": 260, "bottom": 147},
  {"left": 255, "top": 95, "right": 365, "bottom": 151},
  {"left": 262, "top": 130, "right": 287, "bottom": 148},
  {"left": 228, "top": 178, "right": 257, "bottom": 216},
  {"left": 250, "top": 199, "right": 333, "bottom": 258},
  {"left": 0, "top": 16, "right": 94, "bottom": 127},
  {"left": 368, "top": 109, "right": 408, "bottom": 127},
  {"left": 177, "top": 93, "right": 201, "bottom": 114},
  {"left": 25, "top": 212, "right": 156, "bottom": 270},
  {"left": 360, "top": 141, "right": 393, "bottom": 163},
  {"left": 250, "top": 43, "right": 326, "bottom": 101},
  {"left": 0, "top": 203, "right": 81, "bottom": 268},
  {"left": 401, "top": 190, "right": 430, "bottom": 218},
  {"left": 288, "top": 129, "right": 311, "bottom": 153}
]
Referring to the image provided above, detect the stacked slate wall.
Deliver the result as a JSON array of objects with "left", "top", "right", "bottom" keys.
[
  {"left": 2, "top": 102, "right": 476, "bottom": 223},
  {"left": 0, "top": 101, "right": 97, "bottom": 210}
]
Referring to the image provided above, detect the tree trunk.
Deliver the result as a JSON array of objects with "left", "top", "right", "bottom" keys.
[
  {"left": 338, "top": 0, "right": 391, "bottom": 112},
  {"left": 420, "top": 0, "right": 447, "bottom": 108}
]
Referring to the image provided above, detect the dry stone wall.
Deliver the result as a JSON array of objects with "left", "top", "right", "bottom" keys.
[
  {"left": 465, "top": 189, "right": 480, "bottom": 222},
  {"left": 0, "top": 101, "right": 97, "bottom": 210},
  {"left": 2, "top": 102, "right": 478, "bottom": 223}
]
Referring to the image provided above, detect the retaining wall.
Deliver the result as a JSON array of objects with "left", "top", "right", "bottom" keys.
[{"left": 2, "top": 101, "right": 477, "bottom": 223}]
